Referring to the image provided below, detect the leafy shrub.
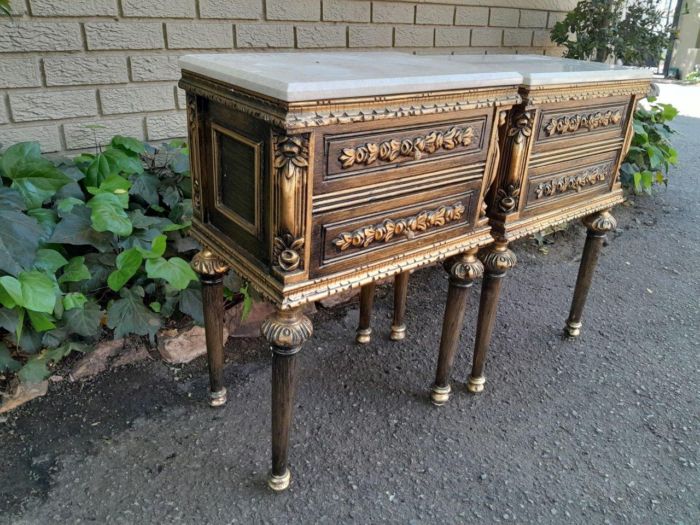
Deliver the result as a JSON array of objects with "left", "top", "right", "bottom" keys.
[
  {"left": 0, "top": 137, "right": 210, "bottom": 382},
  {"left": 620, "top": 97, "right": 679, "bottom": 194},
  {"left": 550, "top": 0, "right": 670, "bottom": 66}
]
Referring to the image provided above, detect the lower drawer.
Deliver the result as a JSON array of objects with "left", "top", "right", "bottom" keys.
[{"left": 311, "top": 181, "right": 481, "bottom": 276}]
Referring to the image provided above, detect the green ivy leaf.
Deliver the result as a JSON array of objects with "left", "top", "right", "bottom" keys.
[
  {"left": 111, "top": 135, "right": 146, "bottom": 156},
  {"left": 145, "top": 256, "right": 197, "bottom": 290},
  {"left": 26, "top": 208, "right": 58, "bottom": 242},
  {"left": 58, "top": 256, "right": 91, "bottom": 284},
  {"left": 17, "top": 357, "right": 50, "bottom": 384},
  {"left": 0, "top": 207, "right": 43, "bottom": 276},
  {"left": 34, "top": 249, "right": 68, "bottom": 274},
  {"left": 49, "top": 206, "right": 112, "bottom": 252},
  {"left": 27, "top": 309, "right": 56, "bottom": 332},
  {"left": 63, "top": 299, "right": 102, "bottom": 337},
  {"left": 62, "top": 292, "right": 87, "bottom": 310},
  {"left": 129, "top": 172, "right": 160, "bottom": 207},
  {"left": 56, "top": 196, "right": 85, "bottom": 216},
  {"left": 107, "top": 286, "right": 160, "bottom": 341},
  {"left": 87, "top": 192, "right": 133, "bottom": 237},
  {"left": 0, "top": 342, "right": 21, "bottom": 373},
  {"left": 149, "top": 301, "right": 161, "bottom": 313},
  {"left": 178, "top": 284, "right": 203, "bottom": 325},
  {"left": 0, "top": 271, "right": 58, "bottom": 314},
  {"left": 107, "top": 248, "right": 143, "bottom": 292}
]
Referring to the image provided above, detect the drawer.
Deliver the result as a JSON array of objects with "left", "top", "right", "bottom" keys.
[
  {"left": 313, "top": 110, "right": 492, "bottom": 196},
  {"left": 311, "top": 180, "right": 481, "bottom": 276},
  {"left": 521, "top": 150, "right": 618, "bottom": 214},
  {"left": 534, "top": 100, "right": 629, "bottom": 147}
]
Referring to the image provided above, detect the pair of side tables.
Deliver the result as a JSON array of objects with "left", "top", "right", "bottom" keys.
[{"left": 179, "top": 52, "right": 651, "bottom": 491}]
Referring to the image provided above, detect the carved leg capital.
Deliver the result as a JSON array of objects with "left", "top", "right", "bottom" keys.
[
  {"left": 261, "top": 307, "right": 313, "bottom": 355},
  {"left": 191, "top": 248, "right": 230, "bottom": 280},
  {"left": 443, "top": 249, "right": 485, "bottom": 286},
  {"left": 479, "top": 240, "right": 517, "bottom": 276},
  {"left": 582, "top": 209, "right": 617, "bottom": 236}
]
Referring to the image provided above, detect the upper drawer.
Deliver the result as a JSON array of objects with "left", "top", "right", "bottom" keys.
[
  {"left": 534, "top": 100, "right": 629, "bottom": 146},
  {"left": 313, "top": 110, "right": 492, "bottom": 195}
]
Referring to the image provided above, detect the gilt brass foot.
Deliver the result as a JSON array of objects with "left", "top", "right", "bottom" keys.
[
  {"left": 268, "top": 469, "right": 291, "bottom": 491},
  {"left": 564, "top": 320, "right": 582, "bottom": 338},
  {"left": 389, "top": 324, "right": 406, "bottom": 341},
  {"left": 355, "top": 327, "right": 372, "bottom": 344},
  {"left": 208, "top": 387, "right": 227, "bottom": 407},
  {"left": 467, "top": 375, "right": 486, "bottom": 394},
  {"left": 430, "top": 384, "right": 451, "bottom": 406}
]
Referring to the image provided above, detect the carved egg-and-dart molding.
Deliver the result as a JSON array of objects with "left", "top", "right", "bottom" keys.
[
  {"left": 333, "top": 202, "right": 465, "bottom": 252},
  {"left": 543, "top": 109, "right": 622, "bottom": 136},
  {"left": 338, "top": 126, "right": 474, "bottom": 168}
]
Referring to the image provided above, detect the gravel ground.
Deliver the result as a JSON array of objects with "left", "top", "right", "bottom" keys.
[{"left": 1, "top": 115, "right": 698, "bottom": 525}]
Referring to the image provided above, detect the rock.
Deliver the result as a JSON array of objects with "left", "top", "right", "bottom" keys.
[
  {"left": 69, "top": 339, "right": 125, "bottom": 382},
  {"left": 157, "top": 324, "right": 229, "bottom": 364},
  {"left": 0, "top": 381, "right": 48, "bottom": 414},
  {"left": 112, "top": 347, "right": 150, "bottom": 368}
]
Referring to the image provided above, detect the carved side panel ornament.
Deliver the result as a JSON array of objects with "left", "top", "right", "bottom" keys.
[
  {"left": 497, "top": 110, "right": 533, "bottom": 214},
  {"left": 534, "top": 163, "right": 611, "bottom": 199},
  {"left": 543, "top": 109, "right": 622, "bottom": 136},
  {"left": 338, "top": 126, "right": 474, "bottom": 168},
  {"left": 480, "top": 110, "right": 509, "bottom": 218},
  {"left": 332, "top": 202, "right": 465, "bottom": 252},
  {"left": 271, "top": 132, "right": 310, "bottom": 273},
  {"left": 186, "top": 94, "right": 203, "bottom": 220}
]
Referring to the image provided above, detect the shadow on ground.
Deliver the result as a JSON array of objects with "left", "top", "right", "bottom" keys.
[{"left": 1, "top": 117, "right": 698, "bottom": 524}]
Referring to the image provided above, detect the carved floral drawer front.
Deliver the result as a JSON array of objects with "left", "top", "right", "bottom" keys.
[
  {"left": 522, "top": 151, "right": 619, "bottom": 211},
  {"left": 312, "top": 181, "right": 479, "bottom": 275},
  {"left": 324, "top": 117, "right": 486, "bottom": 179},
  {"left": 536, "top": 102, "right": 628, "bottom": 143}
]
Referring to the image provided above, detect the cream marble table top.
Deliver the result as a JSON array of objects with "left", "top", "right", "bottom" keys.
[
  {"left": 178, "top": 52, "right": 523, "bottom": 102},
  {"left": 431, "top": 54, "right": 653, "bottom": 86}
]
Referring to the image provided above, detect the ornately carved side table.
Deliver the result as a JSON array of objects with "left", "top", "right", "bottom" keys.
[
  {"left": 179, "top": 52, "right": 522, "bottom": 490},
  {"left": 442, "top": 55, "right": 652, "bottom": 395}
]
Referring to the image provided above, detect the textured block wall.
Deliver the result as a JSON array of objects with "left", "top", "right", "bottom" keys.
[{"left": 0, "top": 0, "right": 574, "bottom": 153}]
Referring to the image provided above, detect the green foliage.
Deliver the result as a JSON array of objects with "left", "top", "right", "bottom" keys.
[
  {"left": 0, "top": 136, "right": 218, "bottom": 383},
  {"left": 685, "top": 70, "right": 700, "bottom": 83},
  {"left": 620, "top": 97, "right": 678, "bottom": 194},
  {"left": 0, "top": 0, "right": 11, "bottom": 17},
  {"left": 551, "top": 0, "right": 670, "bottom": 66}
]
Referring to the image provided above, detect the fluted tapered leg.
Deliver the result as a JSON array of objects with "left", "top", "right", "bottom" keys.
[
  {"left": 262, "top": 306, "right": 313, "bottom": 491},
  {"left": 430, "top": 250, "right": 483, "bottom": 406},
  {"left": 390, "top": 271, "right": 409, "bottom": 341},
  {"left": 468, "top": 241, "right": 517, "bottom": 394},
  {"left": 564, "top": 210, "right": 617, "bottom": 338},
  {"left": 191, "top": 249, "right": 230, "bottom": 407},
  {"left": 355, "top": 282, "right": 376, "bottom": 344}
]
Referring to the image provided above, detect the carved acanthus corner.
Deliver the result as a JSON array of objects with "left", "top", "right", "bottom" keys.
[
  {"left": 271, "top": 131, "right": 310, "bottom": 274},
  {"left": 497, "top": 110, "right": 533, "bottom": 215},
  {"left": 186, "top": 93, "right": 203, "bottom": 219},
  {"left": 583, "top": 210, "right": 617, "bottom": 234}
]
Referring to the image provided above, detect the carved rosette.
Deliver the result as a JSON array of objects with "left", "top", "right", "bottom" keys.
[
  {"left": 480, "top": 242, "right": 517, "bottom": 275},
  {"left": 272, "top": 132, "right": 310, "bottom": 274},
  {"left": 443, "top": 251, "right": 484, "bottom": 284},
  {"left": 191, "top": 249, "right": 230, "bottom": 277},
  {"left": 261, "top": 308, "right": 313, "bottom": 356},
  {"left": 332, "top": 203, "right": 465, "bottom": 252},
  {"left": 339, "top": 126, "right": 474, "bottom": 168},
  {"left": 583, "top": 210, "right": 617, "bottom": 234},
  {"left": 186, "top": 94, "right": 203, "bottom": 219},
  {"left": 544, "top": 110, "right": 622, "bottom": 136}
]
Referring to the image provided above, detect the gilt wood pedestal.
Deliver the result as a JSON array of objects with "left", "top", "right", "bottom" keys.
[{"left": 179, "top": 52, "right": 522, "bottom": 490}]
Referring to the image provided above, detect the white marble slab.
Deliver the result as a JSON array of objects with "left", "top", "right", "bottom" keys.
[
  {"left": 179, "top": 52, "right": 523, "bottom": 102},
  {"left": 431, "top": 54, "right": 653, "bottom": 86}
]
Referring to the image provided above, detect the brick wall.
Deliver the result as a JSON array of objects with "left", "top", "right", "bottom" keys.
[{"left": 0, "top": 0, "right": 574, "bottom": 153}]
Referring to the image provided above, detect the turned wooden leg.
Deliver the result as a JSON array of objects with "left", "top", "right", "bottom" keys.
[
  {"left": 390, "top": 271, "right": 409, "bottom": 341},
  {"left": 468, "top": 241, "right": 517, "bottom": 394},
  {"left": 430, "top": 250, "right": 483, "bottom": 406},
  {"left": 355, "top": 282, "right": 376, "bottom": 344},
  {"left": 192, "top": 249, "right": 230, "bottom": 407},
  {"left": 564, "top": 210, "right": 617, "bottom": 338},
  {"left": 261, "top": 306, "right": 313, "bottom": 492}
]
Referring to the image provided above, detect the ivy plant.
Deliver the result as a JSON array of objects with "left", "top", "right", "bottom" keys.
[
  {"left": 619, "top": 97, "right": 678, "bottom": 194},
  {"left": 0, "top": 137, "right": 251, "bottom": 384}
]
